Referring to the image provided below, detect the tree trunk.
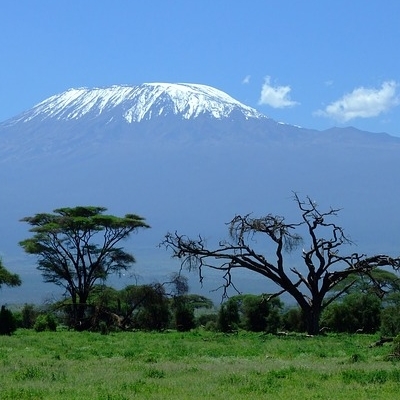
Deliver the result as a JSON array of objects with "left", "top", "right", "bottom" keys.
[{"left": 303, "top": 306, "right": 322, "bottom": 335}]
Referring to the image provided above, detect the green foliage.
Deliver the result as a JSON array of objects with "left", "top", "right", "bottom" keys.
[
  {"left": 217, "top": 299, "right": 240, "bottom": 332},
  {"left": 322, "top": 293, "right": 381, "bottom": 333},
  {"left": 33, "top": 314, "right": 58, "bottom": 332},
  {"left": 392, "top": 335, "right": 400, "bottom": 358},
  {"left": 381, "top": 305, "right": 400, "bottom": 336},
  {"left": 22, "top": 304, "right": 40, "bottom": 329},
  {"left": 127, "top": 285, "right": 170, "bottom": 331},
  {"left": 241, "top": 295, "right": 282, "bottom": 333},
  {"left": 196, "top": 312, "right": 218, "bottom": 327},
  {"left": 330, "top": 268, "right": 400, "bottom": 302},
  {"left": 281, "top": 307, "right": 306, "bottom": 332},
  {"left": 0, "top": 258, "right": 21, "bottom": 289},
  {"left": 0, "top": 305, "right": 17, "bottom": 335},
  {"left": 217, "top": 294, "right": 282, "bottom": 333},
  {"left": 13, "top": 303, "right": 40, "bottom": 329},
  {"left": 170, "top": 293, "right": 209, "bottom": 332},
  {"left": 174, "top": 302, "right": 195, "bottom": 332}
]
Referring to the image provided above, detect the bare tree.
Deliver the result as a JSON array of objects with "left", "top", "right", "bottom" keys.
[{"left": 162, "top": 194, "right": 399, "bottom": 335}]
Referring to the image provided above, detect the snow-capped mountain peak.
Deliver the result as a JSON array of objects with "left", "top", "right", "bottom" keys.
[{"left": 7, "top": 83, "right": 267, "bottom": 125}]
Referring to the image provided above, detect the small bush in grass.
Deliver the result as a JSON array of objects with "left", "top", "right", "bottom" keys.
[
  {"left": 391, "top": 334, "right": 400, "bottom": 358},
  {"left": 204, "top": 320, "right": 217, "bottom": 331},
  {"left": 34, "top": 313, "right": 57, "bottom": 332},
  {"left": 196, "top": 312, "right": 217, "bottom": 328},
  {"left": 381, "top": 305, "right": 400, "bottom": 336}
]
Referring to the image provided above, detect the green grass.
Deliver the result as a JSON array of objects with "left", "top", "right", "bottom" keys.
[{"left": 0, "top": 329, "right": 399, "bottom": 399}]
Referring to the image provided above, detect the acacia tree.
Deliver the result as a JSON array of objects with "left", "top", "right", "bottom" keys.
[
  {"left": 0, "top": 258, "right": 21, "bottom": 289},
  {"left": 20, "top": 206, "right": 149, "bottom": 329},
  {"left": 163, "top": 194, "right": 399, "bottom": 335}
]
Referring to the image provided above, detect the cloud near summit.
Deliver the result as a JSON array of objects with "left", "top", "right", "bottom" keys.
[
  {"left": 258, "top": 76, "right": 299, "bottom": 108},
  {"left": 315, "top": 80, "right": 399, "bottom": 122}
]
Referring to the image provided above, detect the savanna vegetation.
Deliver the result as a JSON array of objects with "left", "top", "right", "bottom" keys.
[
  {"left": 1, "top": 198, "right": 400, "bottom": 398},
  {"left": 1, "top": 329, "right": 400, "bottom": 399}
]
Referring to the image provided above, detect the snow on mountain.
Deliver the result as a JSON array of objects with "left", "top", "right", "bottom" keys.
[{"left": 4, "top": 83, "right": 267, "bottom": 125}]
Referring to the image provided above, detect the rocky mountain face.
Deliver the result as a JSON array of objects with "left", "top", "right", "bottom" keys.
[{"left": 1, "top": 83, "right": 399, "bottom": 303}]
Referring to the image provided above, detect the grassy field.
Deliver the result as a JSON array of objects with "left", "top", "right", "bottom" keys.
[{"left": 0, "top": 329, "right": 399, "bottom": 399}]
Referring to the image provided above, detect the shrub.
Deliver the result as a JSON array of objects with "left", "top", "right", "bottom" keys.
[
  {"left": 34, "top": 313, "right": 57, "bottom": 332},
  {"left": 174, "top": 304, "right": 195, "bottom": 332},
  {"left": 322, "top": 293, "right": 381, "bottom": 333},
  {"left": 241, "top": 295, "right": 282, "bottom": 333},
  {"left": 21, "top": 303, "right": 39, "bottom": 328},
  {"left": 381, "top": 305, "right": 400, "bottom": 337},
  {"left": 196, "top": 313, "right": 217, "bottom": 327},
  {"left": 217, "top": 300, "right": 240, "bottom": 332},
  {"left": 204, "top": 320, "right": 217, "bottom": 331},
  {"left": 0, "top": 305, "right": 17, "bottom": 335},
  {"left": 392, "top": 335, "right": 400, "bottom": 358},
  {"left": 281, "top": 307, "right": 306, "bottom": 332}
]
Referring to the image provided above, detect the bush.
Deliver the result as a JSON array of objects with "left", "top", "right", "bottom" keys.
[
  {"left": 0, "top": 305, "right": 17, "bottom": 335},
  {"left": 204, "top": 320, "right": 217, "bottom": 331},
  {"left": 281, "top": 307, "right": 306, "bottom": 332},
  {"left": 217, "top": 300, "right": 240, "bottom": 332},
  {"left": 381, "top": 305, "right": 400, "bottom": 337},
  {"left": 217, "top": 294, "right": 282, "bottom": 333},
  {"left": 392, "top": 335, "right": 400, "bottom": 358},
  {"left": 196, "top": 313, "right": 218, "bottom": 327},
  {"left": 241, "top": 295, "right": 282, "bottom": 333},
  {"left": 322, "top": 293, "right": 381, "bottom": 333},
  {"left": 174, "top": 304, "right": 195, "bottom": 332},
  {"left": 33, "top": 313, "right": 57, "bottom": 332},
  {"left": 21, "top": 303, "right": 39, "bottom": 328}
]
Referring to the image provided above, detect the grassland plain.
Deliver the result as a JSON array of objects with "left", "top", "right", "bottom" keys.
[{"left": 0, "top": 329, "right": 399, "bottom": 399}]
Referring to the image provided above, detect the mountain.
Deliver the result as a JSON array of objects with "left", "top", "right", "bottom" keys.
[
  {"left": 3, "top": 83, "right": 266, "bottom": 126},
  {"left": 0, "top": 83, "right": 399, "bottom": 304}
]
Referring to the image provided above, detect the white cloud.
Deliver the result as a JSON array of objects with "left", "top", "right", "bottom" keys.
[
  {"left": 242, "top": 75, "right": 251, "bottom": 84},
  {"left": 258, "top": 76, "right": 299, "bottom": 108},
  {"left": 315, "top": 81, "right": 399, "bottom": 122}
]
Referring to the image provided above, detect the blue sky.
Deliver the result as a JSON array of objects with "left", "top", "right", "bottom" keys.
[{"left": 1, "top": 0, "right": 400, "bottom": 136}]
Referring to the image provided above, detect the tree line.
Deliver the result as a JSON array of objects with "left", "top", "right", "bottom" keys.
[{"left": 1, "top": 196, "right": 400, "bottom": 335}]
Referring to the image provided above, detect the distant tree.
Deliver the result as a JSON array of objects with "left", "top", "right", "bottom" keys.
[
  {"left": 241, "top": 294, "right": 282, "bottom": 333},
  {"left": 0, "top": 258, "right": 21, "bottom": 289},
  {"left": 19, "top": 304, "right": 39, "bottom": 329},
  {"left": 163, "top": 194, "right": 400, "bottom": 335},
  {"left": 19, "top": 206, "right": 149, "bottom": 330},
  {"left": 221, "top": 294, "right": 282, "bottom": 333},
  {"left": 281, "top": 307, "right": 306, "bottom": 332},
  {"left": 381, "top": 305, "right": 400, "bottom": 337},
  {"left": 322, "top": 293, "right": 381, "bottom": 333},
  {"left": 167, "top": 274, "right": 213, "bottom": 332},
  {"left": 217, "top": 300, "right": 240, "bottom": 333},
  {"left": 173, "top": 300, "right": 196, "bottom": 331},
  {"left": 328, "top": 268, "right": 400, "bottom": 303},
  {"left": 0, "top": 305, "right": 17, "bottom": 335},
  {"left": 128, "top": 284, "right": 170, "bottom": 331}
]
